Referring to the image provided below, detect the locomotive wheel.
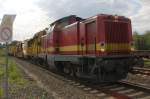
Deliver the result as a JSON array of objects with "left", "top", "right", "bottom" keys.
[
  {"left": 63, "top": 66, "right": 71, "bottom": 75},
  {"left": 44, "top": 59, "right": 50, "bottom": 69},
  {"left": 73, "top": 67, "right": 80, "bottom": 78},
  {"left": 55, "top": 62, "right": 64, "bottom": 73}
]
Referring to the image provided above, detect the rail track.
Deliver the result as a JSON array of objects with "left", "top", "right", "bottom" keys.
[
  {"left": 65, "top": 78, "right": 150, "bottom": 99},
  {"left": 132, "top": 67, "right": 150, "bottom": 76},
  {"left": 15, "top": 58, "right": 150, "bottom": 99}
]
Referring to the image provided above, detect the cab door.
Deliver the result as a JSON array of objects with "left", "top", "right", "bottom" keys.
[{"left": 86, "top": 21, "right": 97, "bottom": 54}]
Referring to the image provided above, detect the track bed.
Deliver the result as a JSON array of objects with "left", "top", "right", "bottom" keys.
[{"left": 14, "top": 58, "right": 150, "bottom": 99}]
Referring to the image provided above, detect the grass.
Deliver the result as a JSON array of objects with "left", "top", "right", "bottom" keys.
[
  {"left": 0, "top": 48, "right": 48, "bottom": 98},
  {"left": 0, "top": 48, "right": 28, "bottom": 97}
]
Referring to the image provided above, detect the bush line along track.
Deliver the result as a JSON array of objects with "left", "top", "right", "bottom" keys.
[
  {"left": 14, "top": 57, "right": 150, "bottom": 99},
  {"left": 132, "top": 67, "right": 150, "bottom": 76}
]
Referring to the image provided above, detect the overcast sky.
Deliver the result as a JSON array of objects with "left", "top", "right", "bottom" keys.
[{"left": 0, "top": 0, "right": 149, "bottom": 41}]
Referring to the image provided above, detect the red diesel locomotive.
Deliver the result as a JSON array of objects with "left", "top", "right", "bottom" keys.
[
  {"left": 9, "top": 14, "right": 143, "bottom": 82},
  {"left": 36, "top": 14, "right": 142, "bottom": 82}
]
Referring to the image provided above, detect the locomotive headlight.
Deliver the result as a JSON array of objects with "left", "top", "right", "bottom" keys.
[
  {"left": 100, "top": 42, "right": 105, "bottom": 47},
  {"left": 131, "top": 47, "right": 135, "bottom": 51},
  {"left": 101, "top": 48, "right": 105, "bottom": 52},
  {"left": 131, "top": 41, "right": 134, "bottom": 46},
  {"left": 114, "top": 15, "right": 118, "bottom": 19},
  {"left": 100, "top": 42, "right": 105, "bottom": 52},
  {"left": 130, "top": 41, "right": 135, "bottom": 51}
]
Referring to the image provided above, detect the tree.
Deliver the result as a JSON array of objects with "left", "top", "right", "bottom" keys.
[{"left": 133, "top": 31, "right": 150, "bottom": 50}]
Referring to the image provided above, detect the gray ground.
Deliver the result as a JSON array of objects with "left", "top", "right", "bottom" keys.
[
  {"left": 8, "top": 61, "right": 54, "bottom": 99},
  {"left": 13, "top": 58, "right": 101, "bottom": 99},
  {"left": 126, "top": 73, "right": 150, "bottom": 88},
  {"left": 7, "top": 58, "right": 150, "bottom": 99}
]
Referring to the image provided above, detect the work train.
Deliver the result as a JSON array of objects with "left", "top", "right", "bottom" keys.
[{"left": 9, "top": 14, "right": 144, "bottom": 82}]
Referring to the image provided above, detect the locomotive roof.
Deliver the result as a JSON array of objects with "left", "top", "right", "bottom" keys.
[
  {"left": 50, "top": 15, "right": 84, "bottom": 26},
  {"left": 34, "top": 30, "right": 46, "bottom": 37},
  {"left": 9, "top": 41, "right": 21, "bottom": 45}
]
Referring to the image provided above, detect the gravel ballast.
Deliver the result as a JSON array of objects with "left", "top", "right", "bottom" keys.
[
  {"left": 14, "top": 58, "right": 101, "bottom": 99},
  {"left": 126, "top": 73, "right": 150, "bottom": 88},
  {"left": 13, "top": 58, "right": 150, "bottom": 99},
  {"left": 5, "top": 58, "right": 150, "bottom": 99},
  {"left": 8, "top": 59, "right": 54, "bottom": 99}
]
